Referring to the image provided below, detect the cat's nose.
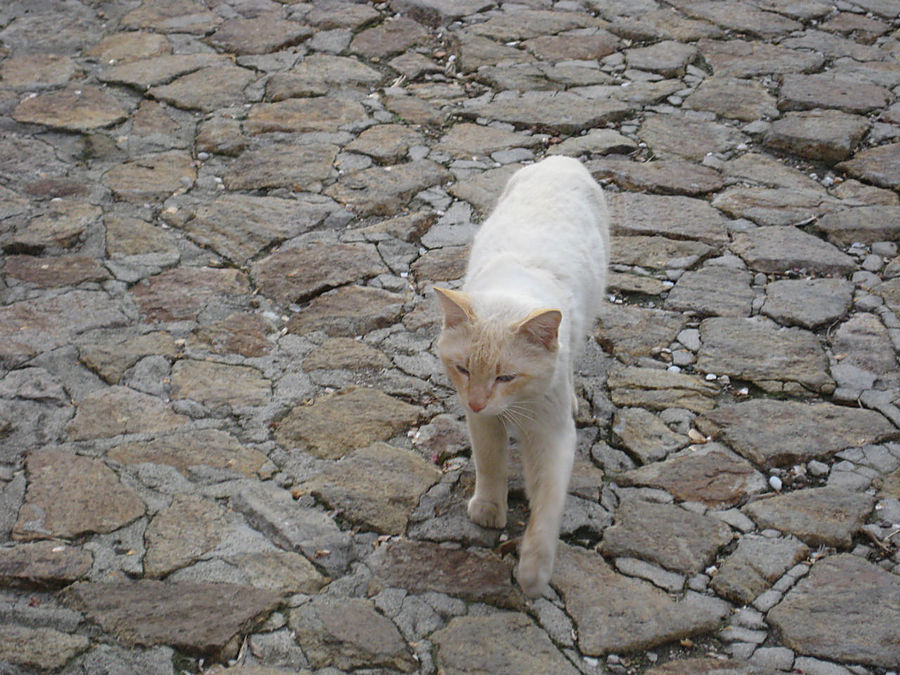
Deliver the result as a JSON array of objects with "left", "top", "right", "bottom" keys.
[{"left": 469, "top": 400, "right": 486, "bottom": 413}]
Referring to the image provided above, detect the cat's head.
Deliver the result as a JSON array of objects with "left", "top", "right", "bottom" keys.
[{"left": 434, "top": 287, "right": 561, "bottom": 417}]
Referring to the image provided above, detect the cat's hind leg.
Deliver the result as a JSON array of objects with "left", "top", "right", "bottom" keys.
[
  {"left": 466, "top": 413, "right": 508, "bottom": 529},
  {"left": 516, "top": 418, "right": 576, "bottom": 597}
]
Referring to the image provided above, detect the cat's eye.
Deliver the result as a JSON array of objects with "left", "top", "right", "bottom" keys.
[
  {"left": 496, "top": 374, "right": 517, "bottom": 383},
  {"left": 456, "top": 365, "right": 470, "bottom": 376}
]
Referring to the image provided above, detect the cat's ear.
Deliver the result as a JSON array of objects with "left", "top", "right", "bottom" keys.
[
  {"left": 515, "top": 309, "right": 562, "bottom": 350},
  {"left": 434, "top": 287, "right": 476, "bottom": 329}
]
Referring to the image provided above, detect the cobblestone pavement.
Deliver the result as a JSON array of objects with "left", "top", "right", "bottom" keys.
[{"left": 2, "top": 0, "right": 900, "bottom": 673}]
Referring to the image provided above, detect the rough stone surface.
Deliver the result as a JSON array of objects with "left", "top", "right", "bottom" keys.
[
  {"left": 696, "top": 399, "right": 897, "bottom": 468},
  {"left": 814, "top": 205, "right": 900, "bottom": 245},
  {"left": 665, "top": 267, "right": 755, "bottom": 317},
  {"left": 13, "top": 86, "right": 128, "bottom": 131},
  {"left": 0, "top": 540, "right": 93, "bottom": 587},
  {"left": 764, "top": 109, "right": 871, "bottom": 164},
  {"left": 143, "top": 495, "right": 228, "bottom": 577},
  {"left": 837, "top": 142, "right": 900, "bottom": 190},
  {"left": 761, "top": 278, "right": 854, "bottom": 328},
  {"left": 768, "top": 554, "right": 900, "bottom": 668},
  {"left": 710, "top": 535, "right": 810, "bottom": 604}
]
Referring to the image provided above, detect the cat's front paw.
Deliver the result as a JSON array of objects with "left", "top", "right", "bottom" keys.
[
  {"left": 467, "top": 497, "right": 507, "bottom": 529},
  {"left": 515, "top": 551, "right": 553, "bottom": 598}
]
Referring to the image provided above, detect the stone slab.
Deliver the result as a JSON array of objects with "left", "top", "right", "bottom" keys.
[
  {"left": 836, "top": 142, "right": 900, "bottom": 191},
  {"left": 761, "top": 278, "right": 854, "bottom": 329},
  {"left": 13, "top": 86, "right": 128, "bottom": 131},
  {"left": 665, "top": 266, "right": 754, "bottom": 317},
  {"left": 170, "top": 360, "right": 270, "bottom": 408},
  {"left": 0, "top": 541, "right": 93, "bottom": 588},
  {"left": 66, "top": 385, "right": 188, "bottom": 440},
  {"left": 710, "top": 535, "right": 809, "bottom": 604}
]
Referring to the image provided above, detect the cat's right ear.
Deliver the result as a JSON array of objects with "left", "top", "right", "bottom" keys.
[{"left": 434, "top": 287, "right": 475, "bottom": 329}]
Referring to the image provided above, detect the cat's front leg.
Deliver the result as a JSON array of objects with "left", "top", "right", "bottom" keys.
[
  {"left": 516, "top": 420, "right": 576, "bottom": 597},
  {"left": 466, "top": 413, "right": 508, "bottom": 529}
]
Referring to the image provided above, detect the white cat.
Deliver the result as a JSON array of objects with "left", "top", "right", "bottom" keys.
[{"left": 435, "top": 155, "right": 609, "bottom": 596}]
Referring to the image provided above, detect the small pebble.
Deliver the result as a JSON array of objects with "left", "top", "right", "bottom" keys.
[
  {"left": 769, "top": 475, "right": 783, "bottom": 491},
  {"left": 872, "top": 241, "right": 897, "bottom": 257}
]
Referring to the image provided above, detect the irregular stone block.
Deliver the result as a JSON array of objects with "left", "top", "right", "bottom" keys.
[{"left": 710, "top": 535, "right": 809, "bottom": 604}]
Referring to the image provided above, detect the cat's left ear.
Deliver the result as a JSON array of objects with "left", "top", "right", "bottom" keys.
[
  {"left": 434, "top": 287, "right": 476, "bottom": 329},
  {"left": 515, "top": 309, "right": 562, "bottom": 350}
]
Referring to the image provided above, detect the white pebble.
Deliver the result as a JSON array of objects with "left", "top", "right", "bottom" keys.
[
  {"left": 769, "top": 475, "right": 783, "bottom": 491},
  {"left": 705, "top": 373, "right": 717, "bottom": 381}
]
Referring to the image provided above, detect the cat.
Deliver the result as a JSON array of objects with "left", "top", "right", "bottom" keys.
[{"left": 434, "top": 155, "right": 609, "bottom": 597}]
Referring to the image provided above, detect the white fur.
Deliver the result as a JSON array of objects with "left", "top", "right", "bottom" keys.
[{"left": 441, "top": 156, "right": 609, "bottom": 597}]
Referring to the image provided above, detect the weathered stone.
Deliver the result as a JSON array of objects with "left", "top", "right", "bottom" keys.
[
  {"left": 0, "top": 290, "right": 128, "bottom": 368},
  {"left": 744, "top": 488, "right": 874, "bottom": 548},
  {"left": 302, "top": 337, "right": 390, "bottom": 371},
  {"left": 345, "top": 123, "right": 425, "bottom": 162},
  {"left": 607, "top": 365, "right": 719, "bottom": 414},
  {"left": 305, "top": 1, "right": 381, "bottom": 28},
  {"left": 433, "top": 612, "right": 578, "bottom": 675},
  {"left": 144, "top": 495, "right": 228, "bottom": 578},
  {"left": 190, "top": 313, "right": 271, "bottom": 358},
  {"left": 4, "top": 254, "right": 110, "bottom": 287},
  {"left": 601, "top": 499, "right": 732, "bottom": 574},
  {"left": 368, "top": 538, "right": 522, "bottom": 608},
  {"left": 612, "top": 407, "right": 689, "bottom": 464},
  {"left": 79, "top": 332, "right": 178, "bottom": 384},
  {"left": 289, "top": 596, "right": 415, "bottom": 671},
  {"left": 524, "top": 31, "right": 620, "bottom": 60},
  {"left": 764, "top": 109, "right": 870, "bottom": 164},
  {"left": 170, "top": 360, "right": 270, "bottom": 408},
  {"left": 105, "top": 214, "right": 180, "bottom": 260},
  {"left": 607, "top": 193, "right": 728, "bottom": 244},
  {"left": 781, "top": 28, "right": 887, "bottom": 62},
  {"left": 195, "top": 115, "right": 246, "bottom": 156},
  {"left": 696, "top": 317, "right": 834, "bottom": 394},
  {"left": 0, "top": 54, "right": 77, "bottom": 88},
  {"left": 615, "top": 443, "right": 767, "bottom": 506},
  {"left": 610, "top": 235, "right": 713, "bottom": 269},
  {"left": 325, "top": 160, "right": 450, "bottom": 216},
  {"left": 275, "top": 387, "right": 423, "bottom": 458},
  {"left": 266, "top": 54, "right": 382, "bottom": 100},
  {"left": 779, "top": 74, "right": 893, "bottom": 115},
  {"left": 251, "top": 242, "right": 386, "bottom": 305},
  {"left": 130, "top": 266, "right": 250, "bottom": 322},
  {"left": 13, "top": 85, "right": 128, "bottom": 131},
  {"left": 86, "top": 31, "right": 172, "bottom": 63},
  {"left": 7, "top": 200, "right": 100, "bottom": 253},
  {"left": 121, "top": 0, "right": 222, "bottom": 34},
  {"left": 471, "top": 91, "right": 631, "bottom": 134},
  {"left": 66, "top": 386, "right": 188, "bottom": 440},
  {"left": 607, "top": 272, "right": 670, "bottom": 296},
  {"left": 684, "top": 77, "right": 779, "bottom": 121},
  {"left": 222, "top": 143, "right": 338, "bottom": 191},
  {"left": 99, "top": 53, "right": 226, "bottom": 88},
  {"left": 665, "top": 267, "right": 755, "bottom": 317},
  {"left": 815, "top": 206, "right": 900, "bottom": 245},
  {"left": 455, "top": 30, "right": 532, "bottom": 72},
  {"left": 553, "top": 544, "right": 730, "bottom": 655},
  {"left": 103, "top": 150, "right": 195, "bottom": 203},
  {"left": 246, "top": 98, "right": 367, "bottom": 134},
  {"left": 287, "top": 285, "right": 406, "bottom": 336},
  {"left": 697, "top": 38, "right": 824, "bottom": 77},
  {"left": 696, "top": 399, "right": 898, "bottom": 468},
  {"left": 730, "top": 225, "right": 855, "bottom": 275},
  {"left": 467, "top": 9, "right": 602, "bottom": 41},
  {"left": 595, "top": 304, "right": 688, "bottom": 362},
  {"left": 410, "top": 246, "right": 468, "bottom": 284},
  {"left": 761, "top": 278, "right": 854, "bottom": 329},
  {"left": 0, "top": 625, "right": 90, "bottom": 671},
  {"left": 299, "top": 443, "right": 440, "bottom": 534},
  {"left": 207, "top": 15, "right": 311, "bottom": 55},
  {"left": 677, "top": 1, "right": 802, "bottom": 36},
  {"left": 594, "top": 160, "right": 723, "bottom": 198},
  {"left": 625, "top": 41, "right": 698, "bottom": 77},
  {"left": 710, "top": 535, "right": 809, "bottom": 604},
  {"left": 722, "top": 152, "right": 822, "bottom": 191},
  {"left": 64, "top": 580, "right": 280, "bottom": 659},
  {"left": 0, "top": 541, "right": 92, "bottom": 587},
  {"left": 874, "top": 277, "right": 900, "bottom": 315},
  {"left": 638, "top": 114, "right": 746, "bottom": 161},
  {"left": 713, "top": 187, "right": 840, "bottom": 227},
  {"left": 447, "top": 164, "right": 519, "bottom": 214},
  {"left": 350, "top": 16, "right": 427, "bottom": 58},
  {"left": 646, "top": 658, "right": 760, "bottom": 674},
  {"left": 837, "top": 142, "right": 900, "bottom": 191},
  {"left": 231, "top": 482, "right": 352, "bottom": 574},
  {"left": 549, "top": 128, "right": 636, "bottom": 158},
  {"left": 149, "top": 65, "right": 256, "bottom": 112},
  {"left": 832, "top": 313, "right": 899, "bottom": 389},
  {"left": 109, "top": 429, "right": 270, "bottom": 479},
  {"left": 436, "top": 122, "right": 542, "bottom": 157},
  {"left": 14, "top": 449, "right": 145, "bottom": 541},
  {"left": 228, "top": 550, "right": 328, "bottom": 595},
  {"left": 768, "top": 554, "right": 900, "bottom": 668}
]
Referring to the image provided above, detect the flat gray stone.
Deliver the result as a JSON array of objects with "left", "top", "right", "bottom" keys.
[
  {"left": 761, "top": 278, "right": 854, "bottom": 329},
  {"left": 553, "top": 543, "right": 730, "bottom": 655},
  {"left": 610, "top": 235, "right": 714, "bottom": 269},
  {"left": 0, "top": 53, "right": 77, "bottom": 89},
  {"left": 149, "top": 65, "right": 256, "bottom": 112},
  {"left": 287, "top": 285, "right": 405, "bottom": 336},
  {"left": 13, "top": 85, "right": 128, "bottom": 131},
  {"left": 470, "top": 91, "right": 631, "bottom": 134},
  {"left": 646, "top": 657, "right": 761, "bottom": 674},
  {"left": 144, "top": 495, "right": 228, "bottom": 578},
  {"left": 350, "top": 15, "right": 427, "bottom": 58},
  {"left": 64, "top": 580, "right": 280, "bottom": 660},
  {"left": 170, "top": 360, "right": 270, "bottom": 408},
  {"left": 466, "top": 8, "right": 603, "bottom": 41},
  {"left": 206, "top": 15, "right": 311, "bottom": 55},
  {"left": 600, "top": 499, "right": 733, "bottom": 574},
  {"left": 367, "top": 538, "right": 522, "bottom": 609},
  {"left": 710, "top": 535, "right": 809, "bottom": 604},
  {"left": 713, "top": 188, "right": 840, "bottom": 227},
  {"left": 4, "top": 254, "right": 110, "bottom": 287},
  {"left": 677, "top": 1, "right": 802, "bottom": 36},
  {"left": 0, "top": 625, "right": 90, "bottom": 671},
  {"left": 837, "top": 142, "right": 900, "bottom": 191},
  {"left": 66, "top": 385, "right": 188, "bottom": 440},
  {"left": 730, "top": 225, "right": 856, "bottom": 275},
  {"left": 14, "top": 449, "right": 145, "bottom": 541},
  {"left": 266, "top": 54, "right": 382, "bottom": 101},
  {"left": 436, "top": 122, "right": 542, "bottom": 157},
  {"left": 251, "top": 241, "right": 386, "bottom": 305},
  {"left": 0, "top": 541, "right": 93, "bottom": 588},
  {"left": 607, "top": 193, "right": 728, "bottom": 245},
  {"left": 103, "top": 150, "right": 196, "bottom": 203},
  {"left": 222, "top": 144, "right": 338, "bottom": 191},
  {"left": 764, "top": 109, "right": 871, "bottom": 164},
  {"left": 98, "top": 53, "right": 226, "bottom": 88},
  {"left": 831, "top": 313, "right": 900, "bottom": 389},
  {"left": 448, "top": 164, "right": 520, "bottom": 214},
  {"left": 778, "top": 74, "right": 893, "bottom": 114},
  {"left": 607, "top": 364, "right": 719, "bottom": 414},
  {"left": 596, "top": 162, "right": 725, "bottom": 198},
  {"left": 275, "top": 387, "right": 423, "bottom": 459},
  {"left": 595, "top": 304, "right": 687, "bottom": 363},
  {"left": 768, "top": 554, "right": 900, "bottom": 668},
  {"left": 325, "top": 160, "right": 450, "bottom": 216},
  {"left": 433, "top": 612, "right": 579, "bottom": 674},
  {"left": 614, "top": 443, "right": 767, "bottom": 507},
  {"left": 625, "top": 40, "right": 698, "bottom": 77},
  {"left": 612, "top": 407, "right": 689, "bottom": 464},
  {"left": 121, "top": 0, "right": 222, "bottom": 34},
  {"left": 697, "top": 38, "right": 824, "bottom": 77},
  {"left": 638, "top": 114, "right": 746, "bottom": 161},
  {"left": 696, "top": 399, "right": 898, "bottom": 469},
  {"left": 129, "top": 266, "right": 250, "bottom": 322},
  {"left": 683, "top": 76, "right": 779, "bottom": 121},
  {"left": 246, "top": 98, "right": 367, "bottom": 135},
  {"left": 549, "top": 128, "right": 636, "bottom": 157},
  {"left": 299, "top": 443, "right": 440, "bottom": 534},
  {"left": 722, "top": 152, "right": 822, "bottom": 191},
  {"left": 288, "top": 596, "right": 416, "bottom": 672},
  {"left": 665, "top": 266, "right": 755, "bottom": 317},
  {"left": 815, "top": 205, "right": 900, "bottom": 245}
]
